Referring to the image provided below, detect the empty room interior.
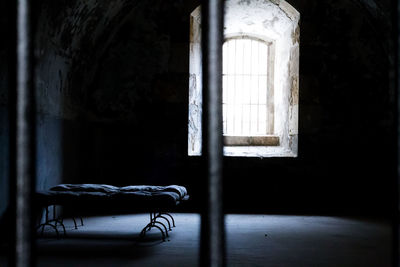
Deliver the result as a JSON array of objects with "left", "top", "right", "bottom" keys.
[{"left": 0, "top": 0, "right": 397, "bottom": 266}]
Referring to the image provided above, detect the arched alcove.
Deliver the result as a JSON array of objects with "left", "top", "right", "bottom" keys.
[{"left": 188, "top": 0, "right": 300, "bottom": 157}]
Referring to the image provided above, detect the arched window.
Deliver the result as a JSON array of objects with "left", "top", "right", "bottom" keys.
[
  {"left": 188, "top": 0, "right": 299, "bottom": 157},
  {"left": 222, "top": 36, "right": 277, "bottom": 146}
]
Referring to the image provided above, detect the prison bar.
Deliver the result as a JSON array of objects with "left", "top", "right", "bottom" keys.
[
  {"left": 14, "top": 0, "right": 36, "bottom": 266},
  {"left": 396, "top": 0, "right": 400, "bottom": 265},
  {"left": 200, "top": 0, "right": 225, "bottom": 266}
]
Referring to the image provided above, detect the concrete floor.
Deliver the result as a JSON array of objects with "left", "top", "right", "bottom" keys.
[{"left": 0, "top": 213, "right": 392, "bottom": 266}]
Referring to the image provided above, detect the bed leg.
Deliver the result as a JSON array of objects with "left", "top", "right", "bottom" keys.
[
  {"left": 53, "top": 205, "right": 57, "bottom": 226},
  {"left": 45, "top": 218, "right": 67, "bottom": 237},
  {"left": 140, "top": 222, "right": 166, "bottom": 241},
  {"left": 160, "top": 212, "right": 175, "bottom": 227},
  {"left": 155, "top": 214, "right": 172, "bottom": 231},
  {"left": 153, "top": 221, "right": 169, "bottom": 237},
  {"left": 50, "top": 224, "right": 60, "bottom": 239},
  {"left": 150, "top": 212, "right": 169, "bottom": 236},
  {"left": 37, "top": 223, "right": 45, "bottom": 236},
  {"left": 72, "top": 217, "right": 78, "bottom": 229},
  {"left": 59, "top": 221, "right": 66, "bottom": 236},
  {"left": 37, "top": 223, "right": 60, "bottom": 239},
  {"left": 140, "top": 222, "right": 153, "bottom": 235},
  {"left": 45, "top": 206, "right": 49, "bottom": 223}
]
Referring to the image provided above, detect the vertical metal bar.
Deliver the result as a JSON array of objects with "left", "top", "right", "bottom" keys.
[
  {"left": 257, "top": 42, "right": 260, "bottom": 133},
  {"left": 233, "top": 40, "right": 237, "bottom": 134},
  {"left": 395, "top": 0, "right": 400, "bottom": 265},
  {"left": 15, "top": 0, "right": 35, "bottom": 266},
  {"left": 241, "top": 40, "right": 245, "bottom": 135},
  {"left": 201, "top": 0, "right": 225, "bottom": 266},
  {"left": 249, "top": 40, "right": 252, "bottom": 134},
  {"left": 266, "top": 45, "right": 269, "bottom": 133},
  {"left": 223, "top": 42, "right": 228, "bottom": 135},
  {"left": 392, "top": 0, "right": 400, "bottom": 266},
  {"left": 224, "top": 42, "right": 228, "bottom": 135}
]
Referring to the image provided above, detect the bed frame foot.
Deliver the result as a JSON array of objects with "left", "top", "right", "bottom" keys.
[
  {"left": 155, "top": 214, "right": 172, "bottom": 231},
  {"left": 140, "top": 223, "right": 166, "bottom": 241},
  {"left": 160, "top": 212, "right": 175, "bottom": 227},
  {"left": 36, "top": 222, "right": 62, "bottom": 239}
]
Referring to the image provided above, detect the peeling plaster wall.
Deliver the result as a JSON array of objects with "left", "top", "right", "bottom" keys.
[
  {"left": 223, "top": 0, "right": 299, "bottom": 157},
  {"left": 189, "top": 0, "right": 300, "bottom": 157},
  {"left": 188, "top": 6, "right": 202, "bottom": 155}
]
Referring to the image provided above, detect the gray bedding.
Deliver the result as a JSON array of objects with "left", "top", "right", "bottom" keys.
[{"left": 36, "top": 184, "right": 189, "bottom": 211}]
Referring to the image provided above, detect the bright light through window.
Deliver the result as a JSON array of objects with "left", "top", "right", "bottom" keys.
[
  {"left": 222, "top": 38, "right": 271, "bottom": 136},
  {"left": 188, "top": 1, "right": 299, "bottom": 157}
]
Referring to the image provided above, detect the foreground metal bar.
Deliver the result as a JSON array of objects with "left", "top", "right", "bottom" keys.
[
  {"left": 15, "top": 0, "right": 35, "bottom": 265},
  {"left": 396, "top": 0, "right": 400, "bottom": 265},
  {"left": 200, "top": 0, "right": 225, "bottom": 266}
]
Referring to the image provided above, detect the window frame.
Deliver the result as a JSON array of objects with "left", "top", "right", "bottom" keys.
[{"left": 222, "top": 34, "right": 277, "bottom": 146}]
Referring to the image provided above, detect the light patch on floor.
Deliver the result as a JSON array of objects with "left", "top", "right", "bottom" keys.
[{"left": 0, "top": 213, "right": 392, "bottom": 266}]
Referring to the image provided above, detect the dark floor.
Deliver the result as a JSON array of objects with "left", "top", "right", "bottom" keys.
[{"left": 0, "top": 213, "right": 392, "bottom": 266}]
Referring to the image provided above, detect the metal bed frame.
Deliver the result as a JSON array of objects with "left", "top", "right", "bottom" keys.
[{"left": 36, "top": 205, "right": 177, "bottom": 242}]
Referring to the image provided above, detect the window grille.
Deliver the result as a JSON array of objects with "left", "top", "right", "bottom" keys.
[{"left": 222, "top": 37, "right": 273, "bottom": 136}]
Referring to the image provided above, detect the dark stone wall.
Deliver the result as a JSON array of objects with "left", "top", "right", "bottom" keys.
[
  {"left": 74, "top": 0, "right": 194, "bottom": 186},
  {"left": 0, "top": 0, "right": 10, "bottom": 218},
  {"left": 0, "top": 0, "right": 396, "bottom": 218}
]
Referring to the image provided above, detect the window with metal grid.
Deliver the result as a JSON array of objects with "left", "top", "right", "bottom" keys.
[{"left": 222, "top": 36, "right": 277, "bottom": 146}]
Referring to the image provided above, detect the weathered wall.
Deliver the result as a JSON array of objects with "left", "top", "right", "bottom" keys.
[
  {"left": 0, "top": 0, "right": 396, "bottom": 218},
  {"left": 0, "top": 0, "right": 144, "bottom": 217},
  {"left": 32, "top": 0, "right": 139, "bottom": 192}
]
